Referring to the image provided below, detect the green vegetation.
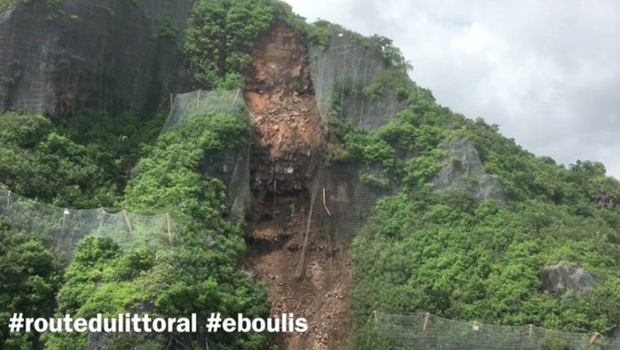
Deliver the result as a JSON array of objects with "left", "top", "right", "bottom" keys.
[
  {"left": 184, "top": 0, "right": 281, "bottom": 89},
  {"left": 3, "top": 1, "right": 620, "bottom": 349},
  {"left": 0, "top": 219, "right": 62, "bottom": 349},
  {"left": 0, "top": 112, "right": 118, "bottom": 207},
  {"left": 123, "top": 112, "right": 271, "bottom": 349},
  {"left": 45, "top": 111, "right": 272, "bottom": 349},
  {"left": 155, "top": 15, "right": 178, "bottom": 40},
  {"left": 0, "top": 110, "right": 163, "bottom": 208},
  {"left": 0, "top": 0, "right": 24, "bottom": 12},
  {"left": 332, "top": 56, "right": 620, "bottom": 348}
]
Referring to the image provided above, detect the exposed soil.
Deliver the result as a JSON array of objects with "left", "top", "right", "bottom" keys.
[
  {"left": 245, "top": 21, "right": 326, "bottom": 192},
  {"left": 243, "top": 22, "right": 353, "bottom": 350},
  {"left": 245, "top": 216, "right": 354, "bottom": 350}
]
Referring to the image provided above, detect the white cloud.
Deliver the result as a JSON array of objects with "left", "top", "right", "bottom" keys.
[
  {"left": 284, "top": 0, "right": 620, "bottom": 178},
  {"left": 452, "top": 24, "right": 489, "bottom": 54}
]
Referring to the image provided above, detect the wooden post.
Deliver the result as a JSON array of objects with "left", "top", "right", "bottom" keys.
[
  {"left": 167, "top": 213, "right": 173, "bottom": 246},
  {"left": 122, "top": 210, "right": 133, "bottom": 233},
  {"left": 232, "top": 88, "right": 240, "bottom": 106},
  {"left": 6, "top": 190, "right": 10, "bottom": 209},
  {"left": 295, "top": 191, "right": 316, "bottom": 279},
  {"left": 62, "top": 208, "right": 69, "bottom": 229},
  {"left": 170, "top": 93, "right": 173, "bottom": 110},
  {"left": 273, "top": 180, "right": 277, "bottom": 219},
  {"left": 589, "top": 332, "right": 600, "bottom": 345},
  {"left": 322, "top": 188, "right": 332, "bottom": 216},
  {"left": 528, "top": 324, "right": 533, "bottom": 337},
  {"left": 373, "top": 311, "right": 378, "bottom": 325},
  {"left": 197, "top": 89, "right": 201, "bottom": 111},
  {"left": 423, "top": 313, "right": 430, "bottom": 331}
]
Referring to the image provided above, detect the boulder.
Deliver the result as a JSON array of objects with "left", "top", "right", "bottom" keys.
[{"left": 540, "top": 263, "right": 595, "bottom": 296}]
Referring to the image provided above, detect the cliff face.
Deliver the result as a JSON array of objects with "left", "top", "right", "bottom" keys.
[
  {"left": 0, "top": 0, "right": 194, "bottom": 117},
  {"left": 309, "top": 33, "right": 400, "bottom": 132}
]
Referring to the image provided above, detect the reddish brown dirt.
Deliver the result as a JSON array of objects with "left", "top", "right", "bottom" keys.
[
  {"left": 246, "top": 211, "right": 354, "bottom": 350},
  {"left": 245, "top": 91, "right": 324, "bottom": 160},
  {"left": 245, "top": 21, "right": 326, "bottom": 191},
  {"left": 244, "top": 22, "right": 353, "bottom": 350}
]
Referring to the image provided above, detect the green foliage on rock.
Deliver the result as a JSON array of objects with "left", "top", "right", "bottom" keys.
[
  {"left": 155, "top": 14, "right": 178, "bottom": 40},
  {"left": 329, "top": 92, "right": 447, "bottom": 195},
  {"left": 123, "top": 112, "right": 249, "bottom": 237},
  {"left": 183, "top": 0, "right": 335, "bottom": 90},
  {"left": 124, "top": 112, "right": 271, "bottom": 349},
  {"left": 0, "top": 0, "right": 22, "bottom": 12}
]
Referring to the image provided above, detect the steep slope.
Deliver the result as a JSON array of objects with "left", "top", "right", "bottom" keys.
[
  {"left": 4, "top": 1, "right": 620, "bottom": 350},
  {"left": 244, "top": 22, "right": 353, "bottom": 350},
  {"left": 0, "top": 0, "right": 192, "bottom": 117}
]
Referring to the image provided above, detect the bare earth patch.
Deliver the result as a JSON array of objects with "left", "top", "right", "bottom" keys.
[{"left": 244, "top": 22, "right": 353, "bottom": 350}]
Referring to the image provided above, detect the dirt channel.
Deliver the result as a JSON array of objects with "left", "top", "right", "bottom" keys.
[{"left": 243, "top": 22, "right": 354, "bottom": 350}]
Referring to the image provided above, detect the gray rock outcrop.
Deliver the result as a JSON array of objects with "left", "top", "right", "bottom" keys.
[
  {"left": 0, "top": 0, "right": 193, "bottom": 116},
  {"left": 540, "top": 263, "right": 595, "bottom": 296},
  {"left": 309, "top": 33, "right": 403, "bottom": 132},
  {"left": 433, "top": 140, "right": 507, "bottom": 205}
]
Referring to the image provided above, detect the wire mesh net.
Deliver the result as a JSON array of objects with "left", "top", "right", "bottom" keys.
[
  {"left": 0, "top": 0, "right": 191, "bottom": 115},
  {"left": 87, "top": 331, "right": 113, "bottom": 350},
  {"left": 162, "top": 89, "right": 252, "bottom": 222},
  {"left": 377, "top": 312, "right": 620, "bottom": 350},
  {"left": 162, "top": 89, "right": 245, "bottom": 133},
  {"left": 304, "top": 162, "right": 396, "bottom": 246},
  {"left": 0, "top": 188, "right": 181, "bottom": 261},
  {"left": 87, "top": 326, "right": 162, "bottom": 350},
  {"left": 305, "top": 33, "right": 409, "bottom": 245},
  {"left": 308, "top": 33, "right": 404, "bottom": 132}
]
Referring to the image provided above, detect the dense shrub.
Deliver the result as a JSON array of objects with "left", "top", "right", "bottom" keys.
[{"left": 0, "top": 219, "right": 62, "bottom": 349}]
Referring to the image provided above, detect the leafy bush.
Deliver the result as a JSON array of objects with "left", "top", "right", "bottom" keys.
[
  {"left": 184, "top": 0, "right": 280, "bottom": 89},
  {"left": 49, "top": 112, "right": 272, "bottom": 349},
  {"left": 0, "top": 110, "right": 164, "bottom": 208},
  {"left": 0, "top": 219, "right": 62, "bottom": 349},
  {"left": 0, "top": 112, "right": 117, "bottom": 207},
  {"left": 344, "top": 50, "right": 620, "bottom": 348}
]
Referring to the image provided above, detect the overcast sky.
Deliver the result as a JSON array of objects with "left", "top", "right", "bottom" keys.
[{"left": 284, "top": 0, "right": 620, "bottom": 178}]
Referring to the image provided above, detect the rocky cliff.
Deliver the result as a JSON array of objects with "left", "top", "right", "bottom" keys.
[{"left": 0, "top": 0, "right": 194, "bottom": 117}]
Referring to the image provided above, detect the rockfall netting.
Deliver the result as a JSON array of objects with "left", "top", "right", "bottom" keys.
[
  {"left": 377, "top": 312, "right": 620, "bottom": 350},
  {"left": 0, "top": 188, "right": 181, "bottom": 261},
  {"left": 87, "top": 332, "right": 113, "bottom": 350},
  {"left": 308, "top": 33, "right": 403, "bottom": 132},
  {"left": 162, "top": 89, "right": 251, "bottom": 222},
  {"left": 162, "top": 89, "right": 245, "bottom": 132},
  {"left": 0, "top": 0, "right": 192, "bottom": 116},
  {"left": 306, "top": 35, "right": 509, "bottom": 246},
  {"left": 304, "top": 162, "right": 397, "bottom": 246},
  {"left": 304, "top": 33, "right": 411, "bottom": 244}
]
